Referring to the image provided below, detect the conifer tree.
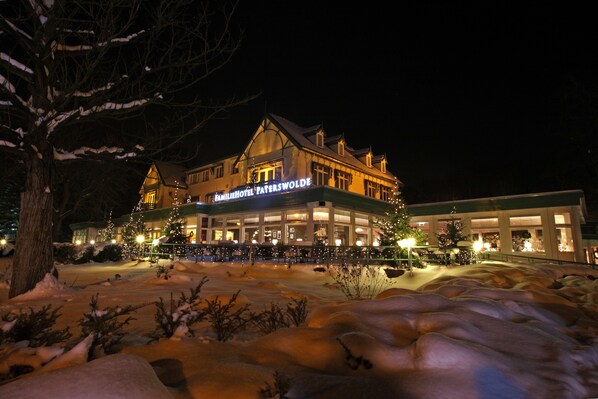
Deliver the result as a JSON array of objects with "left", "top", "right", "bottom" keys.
[
  {"left": 436, "top": 207, "right": 468, "bottom": 249},
  {"left": 101, "top": 211, "right": 116, "bottom": 242},
  {"left": 374, "top": 178, "right": 427, "bottom": 267},
  {"left": 374, "top": 178, "right": 427, "bottom": 246},
  {"left": 121, "top": 198, "right": 147, "bottom": 259},
  {"left": 162, "top": 184, "right": 187, "bottom": 244}
]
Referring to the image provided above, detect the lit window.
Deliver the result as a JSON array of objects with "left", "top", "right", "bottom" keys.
[
  {"left": 199, "top": 169, "right": 210, "bottom": 182},
  {"left": 380, "top": 185, "right": 392, "bottom": 201},
  {"left": 364, "top": 180, "right": 378, "bottom": 198},
  {"left": 381, "top": 159, "right": 386, "bottom": 173},
  {"left": 510, "top": 215, "right": 542, "bottom": 226},
  {"left": 313, "top": 163, "right": 329, "bottom": 186},
  {"left": 335, "top": 170, "right": 351, "bottom": 190},
  {"left": 338, "top": 140, "right": 345, "bottom": 156},
  {"left": 366, "top": 153, "right": 372, "bottom": 167},
  {"left": 214, "top": 164, "right": 224, "bottom": 179}
]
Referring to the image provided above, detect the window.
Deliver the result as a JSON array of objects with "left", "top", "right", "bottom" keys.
[
  {"left": 316, "top": 131, "right": 324, "bottom": 148},
  {"left": 214, "top": 164, "right": 223, "bottom": 179},
  {"left": 231, "top": 164, "right": 239, "bottom": 174},
  {"left": 335, "top": 170, "right": 351, "bottom": 190},
  {"left": 380, "top": 185, "right": 392, "bottom": 201},
  {"left": 252, "top": 161, "right": 283, "bottom": 183},
  {"left": 312, "top": 163, "right": 330, "bottom": 186},
  {"left": 555, "top": 212, "right": 574, "bottom": 252},
  {"left": 510, "top": 215, "right": 542, "bottom": 226},
  {"left": 334, "top": 210, "right": 350, "bottom": 223},
  {"left": 364, "top": 180, "right": 378, "bottom": 198},
  {"left": 199, "top": 169, "right": 210, "bottom": 182},
  {"left": 187, "top": 172, "right": 199, "bottom": 185},
  {"left": 366, "top": 153, "right": 372, "bottom": 167},
  {"left": 338, "top": 140, "right": 345, "bottom": 156},
  {"left": 381, "top": 158, "right": 387, "bottom": 173},
  {"left": 472, "top": 218, "right": 499, "bottom": 228},
  {"left": 144, "top": 191, "right": 156, "bottom": 209}
]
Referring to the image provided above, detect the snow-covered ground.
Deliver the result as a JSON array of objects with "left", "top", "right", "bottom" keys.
[{"left": 0, "top": 257, "right": 597, "bottom": 398}]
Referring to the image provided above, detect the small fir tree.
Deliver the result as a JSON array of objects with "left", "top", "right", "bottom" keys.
[
  {"left": 101, "top": 211, "right": 115, "bottom": 242},
  {"left": 374, "top": 178, "right": 427, "bottom": 246},
  {"left": 121, "top": 197, "right": 147, "bottom": 259},
  {"left": 162, "top": 183, "right": 187, "bottom": 244},
  {"left": 374, "top": 178, "right": 427, "bottom": 267},
  {"left": 436, "top": 207, "right": 468, "bottom": 249}
]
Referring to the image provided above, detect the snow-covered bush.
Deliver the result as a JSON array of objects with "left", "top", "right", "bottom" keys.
[
  {"left": 78, "top": 293, "right": 140, "bottom": 359},
  {"left": 204, "top": 290, "right": 254, "bottom": 342},
  {"left": 327, "top": 262, "right": 394, "bottom": 300},
  {"left": 154, "top": 276, "right": 209, "bottom": 339},
  {"left": 0, "top": 305, "right": 71, "bottom": 348}
]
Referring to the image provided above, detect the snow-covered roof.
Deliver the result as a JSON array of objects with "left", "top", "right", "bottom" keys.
[
  {"left": 154, "top": 161, "right": 187, "bottom": 188},
  {"left": 267, "top": 113, "right": 394, "bottom": 181}
]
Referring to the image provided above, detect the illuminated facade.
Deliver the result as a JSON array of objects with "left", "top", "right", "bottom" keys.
[
  {"left": 71, "top": 113, "right": 593, "bottom": 264},
  {"left": 74, "top": 113, "right": 396, "bottom": 246}
]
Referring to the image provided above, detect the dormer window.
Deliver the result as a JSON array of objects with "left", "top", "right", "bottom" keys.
[
  {"left": 338, "top": 140, "right": 345, "bottom": 156},
  {"left": 381, "top": 158, "right": 387, "bottom": 173},
  {"left": 316, "top": 131, "right": 324, "bottom": 148},
  {"left": 366, "top": 152, "right": 372, "bottom": 167}
]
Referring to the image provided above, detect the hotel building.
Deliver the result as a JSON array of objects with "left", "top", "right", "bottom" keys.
[{"left": 71, "top": 113, "right": 594, "bottom": 264}]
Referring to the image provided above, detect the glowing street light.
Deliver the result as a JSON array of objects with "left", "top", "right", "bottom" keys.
[
  {"left": 398, "top": 237, "right": 416, "bottom": 275},
  {"left": 136, "top": 235, "right": 145, "bottom": 262},
  {"left": 0, "top": 238, "right": 6, "bottom": 247},
  {"left": 111, "top": 239, "right": 117, "bottom": 244},
  {"left": 473, "top": 240, "right": 483, "bottom": 263},
  {"left": 90, "top": 240, "right": 95, "bottom": 245},
  {"left": 75, "top": 240, "right": 82, "bottom": 246}
]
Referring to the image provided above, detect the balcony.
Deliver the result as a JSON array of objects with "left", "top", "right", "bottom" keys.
[{"left": 142, "top": 202, "right": 156, "bottom": 210}]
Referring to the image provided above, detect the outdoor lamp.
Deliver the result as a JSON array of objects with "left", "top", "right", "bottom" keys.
[
  {"left": 0, "top": 239, "right": 6, "bottom": 247},
  {"left": 473, "top": 240, "right": 483, "bottom": 253},
  {"left": 111, "top": 239, "right": 117, "bottom": 244},
  {"left": 75, "top": 240, "right": 82, "bottom": 246},
  {"left": 90, "top": 240, "right": 95, "bottom": 245},
  {"left": 136, "top": 235, "right": 145, "bottom": 244}
]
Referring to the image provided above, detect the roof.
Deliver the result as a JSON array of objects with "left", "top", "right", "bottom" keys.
[
  {"left": 154, "top": 161, "right": 188, "bottom": 189},
  {"left": 267, "top": 113, "right": 395, "bottom": 182},
  {"left": 407, "top": 190, "right": 587, "bottom": 222}
]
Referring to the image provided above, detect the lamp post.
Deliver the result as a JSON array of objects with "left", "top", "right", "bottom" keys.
[
  {"left": 399, "top": 237, "right": 416, "bottom": 275},
  {"left": 473, "top": 240, "right": 483, "bottom": 263},
  {"left": 136, "top": 234, "right": 145, "bottom": 262}
]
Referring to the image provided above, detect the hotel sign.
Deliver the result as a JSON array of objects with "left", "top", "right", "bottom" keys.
[{"left": 214, "top": 178, "right": 311, "bottom": 202}]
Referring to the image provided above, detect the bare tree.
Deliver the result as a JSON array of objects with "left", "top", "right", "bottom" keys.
[{"left": 0, "top": 0, "right": 254, "bottom": 297}]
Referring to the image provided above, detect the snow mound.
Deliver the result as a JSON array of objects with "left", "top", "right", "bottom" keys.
[{"left": 12, "top": 274, "right": 74, "bottom": 301}]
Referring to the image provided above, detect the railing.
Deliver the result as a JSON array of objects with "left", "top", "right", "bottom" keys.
[
  {"left": 137, "top": 243, "right": 482, "bottom": 268},
  {"left": 136, "top": 242, "right": 596, "bottom": 270},
  {"left": 480, "top": 251, "right": 596, "bottom": 269}
]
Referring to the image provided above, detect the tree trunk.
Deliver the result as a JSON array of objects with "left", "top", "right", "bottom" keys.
[{"left": 9, "top": 158, "right": 54, "bottom": 298}]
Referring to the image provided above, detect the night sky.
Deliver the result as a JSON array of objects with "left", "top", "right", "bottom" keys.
[{"left": 191, "top": 1, "right": 598, "bottom": 211}]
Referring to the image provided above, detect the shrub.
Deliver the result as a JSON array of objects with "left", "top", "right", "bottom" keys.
[
  {"left": 74, "top": 245, "right": 95, "bottom": 264},
  {"left": 260, "top": 370, "right": 292, "bottom": 398},
  {"left": 53, "top": 243, "right": 77, "bottom": 264},
  {"left": 204, "top": 290, "right": 254, "bottom": 342},
  {"left": 154, "top": 276, "right": 209, "bottom": 338},
  {"left": 328, "top": 262, "right": 394, "bottom": 300},
  {"left": 253, "top": 298, "right": 309, "bottom": 334},
  {"left": 78, "top": 293, "right": 141, "bottom": 359},
  {"left": 0, "top": 305, "right": 71, "bottom": 347},
  {"left": 92, "top": 244, "right": 124, "bottom": 262}
]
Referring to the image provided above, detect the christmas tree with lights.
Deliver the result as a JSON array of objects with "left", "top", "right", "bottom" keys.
[
  {"left": 162, "top": 183, "right": 187, "bottom": 244},
  {"left": 436, "top": 206, "right": 468, "bottom": 249},
  {"left": 374, "top": 178, "right": 427, "bottom": 267},
  {"left": 121, "top": 197, "right": 147, "bottom": 258},
  {"left": 101, "top": 211, "right": 115, "bottom": 242},
  {"left": 374, "top": 178, "right": 427, "bottom": 246}
]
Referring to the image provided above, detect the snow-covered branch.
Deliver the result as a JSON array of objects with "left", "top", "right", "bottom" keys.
[
  {"left": 0, "top": 53, "right": 33, "bottom": 75},
  {"left": 53, "top": 144, "right": 144, "bottom": 161},
  {"left": 51, "top": 30, "right": 146, "bottom": 52},
  {"left": 45, "top": 95, "right": 160, "bottom": 134}
]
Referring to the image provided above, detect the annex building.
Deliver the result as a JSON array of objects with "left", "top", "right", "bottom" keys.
[{"left": 71, "top": 113, "right": 595, "bottom": 265}]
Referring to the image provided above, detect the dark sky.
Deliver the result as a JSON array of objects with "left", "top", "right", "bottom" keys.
[{"left": 193, "top": 1, "right": 598, "bottom": 208}]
